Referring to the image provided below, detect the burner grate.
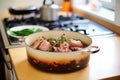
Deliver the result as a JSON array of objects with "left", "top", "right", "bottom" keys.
[{"left": 0, "top": 14, "right": 115, "bottom": 48}]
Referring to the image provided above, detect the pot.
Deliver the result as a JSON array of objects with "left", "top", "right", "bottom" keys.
[
  {"left": 25, "top": 30, "right": 99, "bottom": 73},
  {"left": 39, "top": 0, "right": 60, "bottom": 21},
  {"left": 9, "top": 6, "right": 38, "bottom": 15}
]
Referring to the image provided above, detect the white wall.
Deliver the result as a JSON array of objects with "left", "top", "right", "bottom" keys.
[{"left": 0, "top": 0, "right": 63, "bottom": 13}]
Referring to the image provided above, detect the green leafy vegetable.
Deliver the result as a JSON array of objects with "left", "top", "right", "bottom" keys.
[
  {"left": 8, "top": 28, "right": 42, "bottom": 36},
  {"left": 57, "top": 34, "right": 70, "bottom": 43},
  {"left": 47, "top": 34, "right": 70, "bottom": 44},
  {"left": 47, "top": 37, "right": 57, "bottom": 42}
]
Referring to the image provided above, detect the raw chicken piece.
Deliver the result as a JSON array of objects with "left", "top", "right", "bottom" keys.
[
  {"left": 69, "top": 39, "right": 83, "bottom": 47},
  {"left": 54, "top": 42, "right": 70, "bottom": 52},
  {"left": 69, "top": 39, "right": 83, "bottom": 51},
  {"left": 70, "top": 47, "right": 83, "bottom": 51},
  {"left": 38, "top": 40, "right": 52, "bottom": 51},
  {"left": 31, "top": 39, "right": 43, "bottom": 49}
]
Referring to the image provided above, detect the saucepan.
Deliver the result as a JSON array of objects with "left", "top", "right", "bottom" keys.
[
  {"left": 25, "top": 30, "right": 100, "bottom": 73},
  {"left": 9, "top": 6, "right": 38, "bottom": 15}
]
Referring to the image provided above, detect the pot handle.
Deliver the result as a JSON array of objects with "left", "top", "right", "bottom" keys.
[
  {"left": 43, "top": 0, "right": 46, "bottom": 5},
  {"left": 88, "top": 46, "right": 100, "bottom": 54},
  {"left": 51, "top": 0, "right": 54, "bottom": 4},
  {"left": 43, "top": 0, "right": 54, "bottom": 5}
]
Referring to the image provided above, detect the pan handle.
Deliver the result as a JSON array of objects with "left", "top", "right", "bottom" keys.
[{"left": 88, "top": 46, "right": 100, "bottom": 53}]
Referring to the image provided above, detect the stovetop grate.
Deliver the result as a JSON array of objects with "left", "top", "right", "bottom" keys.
[{"left": 0, "top": 14, "right": 115, "bottom": 48}]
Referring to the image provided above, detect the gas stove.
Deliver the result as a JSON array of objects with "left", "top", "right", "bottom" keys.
[{"left": 0, "top": 13, "right": 115, "bottom": 48}]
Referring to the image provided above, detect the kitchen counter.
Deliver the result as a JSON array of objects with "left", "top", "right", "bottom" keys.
[
  {"left": 0, "top": 11, "right": 120, "bottom": 80},
  {"left": 8, "top": 36, "right": 120, "bottom": 80}
]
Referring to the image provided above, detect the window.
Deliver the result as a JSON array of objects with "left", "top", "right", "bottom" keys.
[{"left": 99, "top": 0, "right": 115, "bottom": 10}]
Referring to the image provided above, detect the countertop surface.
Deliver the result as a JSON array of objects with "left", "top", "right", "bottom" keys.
[{"left": 8, "top": 36, "right": 120, "bottom": 80}]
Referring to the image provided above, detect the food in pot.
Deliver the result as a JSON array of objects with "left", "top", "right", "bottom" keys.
[
  {"left": 31, "top": 34, "right": 85, "bottom": 52},
  {"left": 25, "top": 30, "right": 94, "bottom": 73}
]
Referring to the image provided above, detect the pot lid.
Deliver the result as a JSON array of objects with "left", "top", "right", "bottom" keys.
[
  {"left": 50, "top": 4, "right": 60, "bottom": 9},
  {"left": 41, "top": 4, "right": 60, "bottom": 9}
]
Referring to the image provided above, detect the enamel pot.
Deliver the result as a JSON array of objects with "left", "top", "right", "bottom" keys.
[{"left": 25, "top": 30, "right": 100, "bottom": 73}]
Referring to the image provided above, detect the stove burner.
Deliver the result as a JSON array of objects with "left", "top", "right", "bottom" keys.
[{"left": 3, "top": 14, "right": 86, "bottom": 30}]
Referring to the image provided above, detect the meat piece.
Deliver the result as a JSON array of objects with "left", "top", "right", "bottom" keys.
[
  {"left": 54, "top": 42, "right": 71, "bottom": 52},
  {"left": 70, "top": 47, "right": 83, "bottom": 51},
  {"left": 69, "top": 39, "right": 83, "bottom": 47},
  {"left": 54, "top": 47, "right": 70, "bottom": 52},
  {"left": 38, "top": 40, "right": 51, "bottom": 51},
  {"left": 59, "top": 42, "right": 69, "bottom": 49},
  {"left": 31, "top": 39, "right": 43, "bottom": 49}
]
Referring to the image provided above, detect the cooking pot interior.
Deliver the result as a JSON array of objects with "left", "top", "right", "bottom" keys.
[{"left": 25, "top": 30, "right": 92, "bottom": 47}]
